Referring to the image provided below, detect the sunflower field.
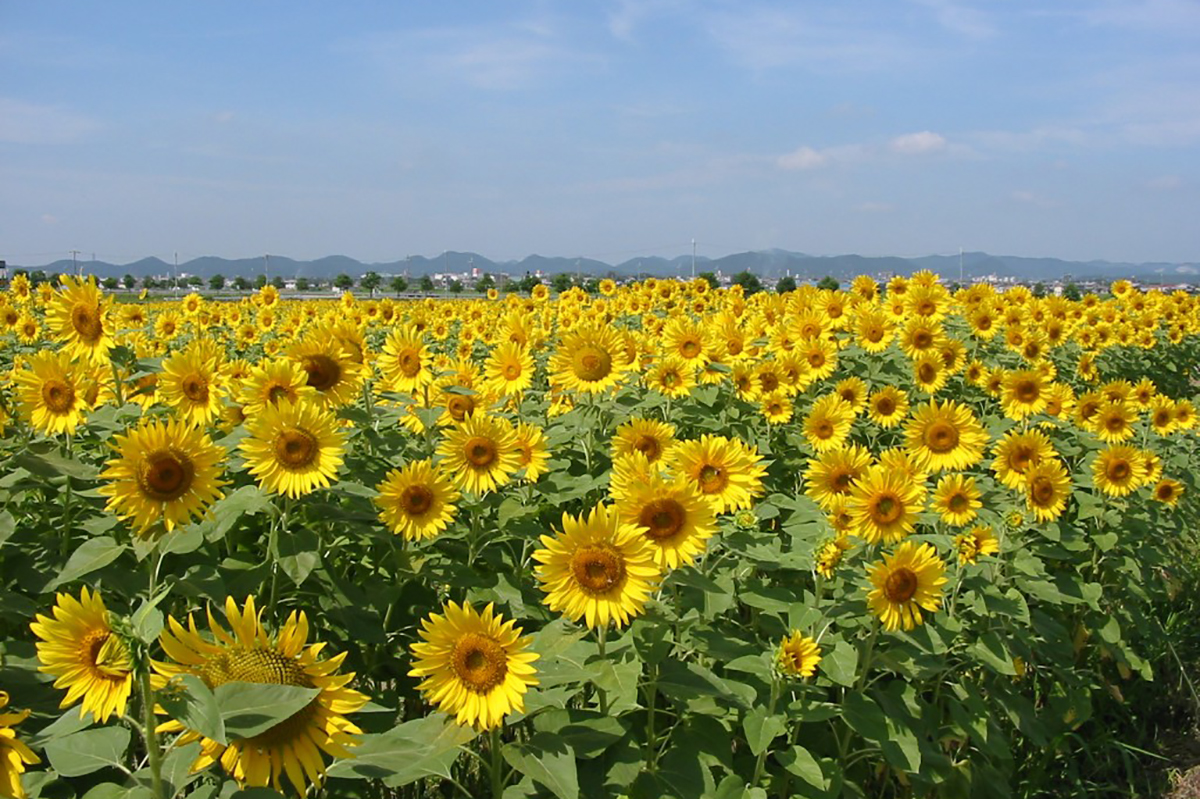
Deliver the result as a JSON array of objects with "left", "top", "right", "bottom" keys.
[{"left": 0, "top": 272, "right": 1199, "bottom": 799}]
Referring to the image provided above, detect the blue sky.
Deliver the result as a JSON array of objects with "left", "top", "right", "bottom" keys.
[{"left": 2, "top": 1, "right": 1198, "bottom": 266}]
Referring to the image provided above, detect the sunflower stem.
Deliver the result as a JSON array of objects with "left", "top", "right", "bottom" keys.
[
  {"left": 751, "top": 674, "right": 782, "bottom": 787},
  {"left": 645, "top": 661, "right": 660, "bottom": 773},
  {"left": 595, "top": 625, "right": 610, "bottom": 714},
  {"left": 138, "top": 667, "right": 165, "bottom": 799},
  {"left": 488, "top": 726, "right": 505, "bottom": 799}
]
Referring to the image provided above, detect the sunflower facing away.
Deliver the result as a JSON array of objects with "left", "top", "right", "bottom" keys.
[
  {"left": 375, "top": 458, "right": 460, "bottom": 541},
  {"left": 903, "top": 399, "right": 988, "bottom": 473},
  {"left": 437, "top": 413, "right": 520, "bottom": 495},
  {"left": 14, "top": 349, "right": 90, "bottom": 436},
  {"left": 99, "top": 418, "right": 228, "bottom": 535},
  {"left": 866, "top": 541, "right": 948, "bottom": 632},
  {"left": 30, "top": 587, "right": 134, "bottom": 723},
  {"left": 533, "top": 503, "right": 661, "bottom": 629},
  {"left": 0, "top": 691, "right": 40, "bottom": 799},
  {"left": 240, "top": 399, "right": 346, "bottom": 498},
  {"left": 669, "top": 434, "right": 767, "bottom": 513},
  {"left": 154, "top": 596, "right": 368, "bottom": 795},
  {"left": 617, "top": 473, "right": 718, "bottom": 571},
  {"left": 408, "top": 601, "right": 539, "bottom": 730},
  {"left": 776, "top": 631, "right": 822, "bottom": 678},
  {"left": 45, "top": 275, "right": 114, "bottom": 365}
]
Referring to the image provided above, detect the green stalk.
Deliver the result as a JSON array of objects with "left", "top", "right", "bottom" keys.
[
  {"left": 751, "top": 675, "right": 782, "bottom": 786},
  {"left": 645, "top": 661, "right": 659, "bottom": 773},
  {"left": 489, "top": 726, "right": 505, "bottom": 799},
  {"left": 139, "top": 661, "right": 164, "bottom": 799},
  {"left": 595, "top": 624, "right": 610, "bottom": 714}
]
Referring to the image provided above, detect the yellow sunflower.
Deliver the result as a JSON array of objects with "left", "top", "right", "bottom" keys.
[
  {"left": 617, "top": 473, "right": 718, "bottom": 571},
  {"left": 645, "top": 356, "right": 696, "bottom": 398},
  {"left": 611, "top": 417, "right": 676, "bottom": 464},
  {"left": 375, "top": 459, "right": 460, "bottom": 541},
  {"left": 669, "top": 434, "right": 767, "bottom": 513},
  {"left": 931, "top": 473, "right": 982, "bottom": 527},
  {"left": 1000, "top": 368, "right": 1047, "bottom": 420},
  {"left": 815, "top": 534, "right": 853, "bottom": 578},
  {"left": 513, "top": 421, "right": 550, "bottom": 482},
  {"left": 1023, "top": 459, "right": 1071, "bottom": 522},
  {"left": 954, "top": 524, "right": 999, "bottom": 565},
  {"left": 1090, "top": 401, "right": 1138, "bottom": 444},
  {"left": 30, "top": 587, "right": 133, "bottom": 723},
  {"left": 760, "top": 391, "right": 793, "bottom": 424},
  {"left": 903, "top": 399, "right": 988, "bottom": 472},
  {"left": 288, "top": 334, "right": 366, "bottom": 409},
  {"left": 1152, "top": 477, "right": 1184, "bottom": 507},
  {"left": 379, "top": 326, "right": 434, "bottom": 395},
  {"left": 98, "top": 417, "right": 227, "bottom": 535},
  {"left": 867, "top": 386, "right": 909, "bottom": 428},
  {"left": 45, "top": 275, "right": 114, "bottom": 365},
  {"left": 549, "top": 324, "right": 632, "bottom": 394},
  {"left": 847, "top": 466, "right": 926, "bottom": 544},
  {"left": 805, "top": 444, "right": 873, "bottom": 509},
  {"left": 1092, "top": 445, "right": 1147, "bottom": 497},
  {"left": 437, "top": 414, "right": 520, "bottom": 495},
  {"left": 866, "top": 541, "right": 948, "bottom": 632},
  {"left": 154, "top": 596, "right": 368, "bottom": 795},
  {"left": 776, "top": 632, "right": 822, "bottom": 678},
  {"left": 992, "top": 429, "right": 1057, "bottom": 490},
  {"left": 14, "top": 349, "right": 90, "bottom": 435},
  {"left": 237, "top": 361, "right": 317, "bottom": 416},
  {"left": 803, "top": 394, "right": 856, "bottom": 453},
  {"left": 408, "top": 601, "right": 539, "bottom": 730},
  {"left": 0, "top": 692, "right": 40, "bottom": 799},
  {"left": 160, "top": 343, "right": 226, "bottom": 428},
  {"left": 240, "top": 399, "right": 346, "bottom": 498},
  {"left": 484, "top": 341, "right": 535, "bottom": 396},
  {"left": 533, "top": 503, "right": 661, "bottom": 629}
]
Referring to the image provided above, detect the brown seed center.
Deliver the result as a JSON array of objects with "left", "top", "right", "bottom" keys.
[
  {"left": 640, "top": 499, "right": 685, "bottom": 541},
  {"left": 273, "top": 428, "right": 318, "bottom": 470},
  {"left": 42, "top": 379, "right": 75, "bottom": 413},
  {"left": 450, "top": 633, "right": 508, "bottom": 694},
  {"left": 464, "top": 437, "right": 497, "bottom": 468},
  {"left": 884, "top": 567, "right": 918, "bottom": 603},
  {"left": 924, "top": 421, "right": 960, "bottom": 453},
  {"left": 400, "top": 484, "right": 434, "bottom": 515},
  {"left": 570, "top": 545, "right": 626, "bottom": 594},
  {"left": 136, "top": 449, "right": 196, "bottom": 501}
]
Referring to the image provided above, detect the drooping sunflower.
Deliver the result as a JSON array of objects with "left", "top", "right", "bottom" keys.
[
  {"left": 617, "top": 473, "right": 718, "bottom": 571},
  {"left": 669, "top": 434, "right": 767, "bottom": 513},
  {"left": 866, "top": 386, "right": 909, "bottom": 429},
  {"left": 154, "top": 596, "right": 368, "bottom": 795},
  {"left": 14, "top": 349, "right": 90, "bottom": 435},
  {"left": 160, "top": 343, "right": 226, "bottom": 428},
  {"left": 98, "top": 417, "right": 227, "bottom": 535},
  {"left": 776, "top": 632, "right": 822, "bottom": 678},
  {"left": 437, "top": 413, "right": 520, "bottom": 495},
  {"left": 240, "top": 399, "right": 346, "bottom": 498},
  {"left": 375, "top": 459, "right": 460, "bottom": 541},
  {"left": 804, "top": 444, "right": 873, "bottom": 510},
  {"left": 533, "top": 503, "right": 661, "bottom": 629},
  {"left": 30, "top": 587, "right": 134, "bottom": 723},
  {"left": 611, "top": 417, "right": 676, "bottom": 464},
  {"left": 0, "top": 691, "right": 40, "bottom": 799},
  {"left": 1023, "top": 459, "right": 1072, "bottom": 522},
  {"left": 803, "top": 393, "right": 856, "bottom": 453},
  {"left": 931, "top": 473, "right": 982, "bottom": 527},
  {"left": 549, "top": 324, "right": 632, "bottom": 394},
  {"left": 513, "top": 421, "right": 550, "bottom": 482},
  {"left": 866, "top": 541, "right": 948, "bottom": 632},
  {"left": 45, "top": 275, "right": 114, "bottom": 365},
  {"left": 484, "top": 341, "right": 535, "bottom": 396},
  {"left": 903, "top": 399, "right": 988, "bottom": 473},
  {"left": 288, "top": 334, "right": 366, "bottom": 410},
  {"left": 953, "top": 524, "right": 999, "bottom": 565},
  {"left": 408, "top": 601, "right": 539, "bottom": 731},
  {"left": 846, "top": 466, "right": 926, "bottom": 544},
  {"left": 1092, "top": 445, "right": 1147, "bottom": 497}
]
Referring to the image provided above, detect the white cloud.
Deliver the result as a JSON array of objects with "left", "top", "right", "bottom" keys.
[
  {"left": 0, "top": 98, "right": 101, "bottom": 144},
  {"left": 890, "top": 131, "right": 947, "bottom": 154},
  {"left": 40, "top": 214, "right": 59, "bottom": 225},
  {"left": 910, "top": 0, "right": 997, "bottom": 38},
  {"left": 1083, "top": 0, "right": 1200, "bottom": 35},
  {"left": 777, "top": 146, "right": 828, "bottom": 170}
]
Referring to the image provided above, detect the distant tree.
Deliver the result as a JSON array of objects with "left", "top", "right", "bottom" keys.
[
  {"left": 1032, "top": 281, "right": 1047, "bottom": 298},
  {"left": 517, "top": 274, "right": 541, "bottom": 294},
  {"left": 209, "top": 274, "right": 226, "bottom": 291},
  {"left": 334, "top": 274, "right": 354, "bottom": 291},
  {"left": 1063, "top": 282, "right": 1082, "bottom": 301},
  {"left": 270, "top": 276, "right": 285, "bottom": 290},
  {"left": 776, "top": 275, "right": 797, "bottom": 294},
  {"left": 390, "top": 276, "right": 408, "bottom": 295},
  {"left": 296, "top": 277, "right": 310, "bottom": 292},
  {"left": 698, "top": 271, "right": 720, "bottom": 290},
  {"left": 551, "top": 273, "right": 573, "bottom": 294},
  {"left": 816, "top": 275, "right": 840, "bottom": 292},
  {"left": 583, "top": 278, "right": 600, "bottom": 295},
  {"left": 102, "top": 276, "right": 119, "bottom": 290},
  {"left": 187, "top": 275, "right": 204, "bottom": 288},
  {"left": 254, "top": 274, "right": 267, "bottom": 289},
  {"left": 419, "top": 275, "right": 435, "bottom": 292},
  {"left": 475, "top": 273, "right": 495, "bottom": 293},
  {"left": 30, "top": 270, "right": 47, "bottom": 285},
  {"left": 360, "top": 271, "right": 382, "bottom": 296},
  {"left": 141, "top": 276, "right": 157, "bottom": 290},
  {"left": 732, "top": 270, "right": 763, "bottom": 295},
  {"left": 123, "top": 274, "right": 137, "bottom": 290},
  {"left": 232, "top": 276, "right": 250, "bottom": 291},
  {"left": 449, "top": 280, "right": 464, "bottom": 294}
]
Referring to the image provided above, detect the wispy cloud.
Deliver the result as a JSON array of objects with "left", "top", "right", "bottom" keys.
[
  {"left": 778, "top": 132, "right": 953, "bottom": 170},
  {"left": 777, "top": 146, "right": 828, "bottom": 170},
  {"left": 1011, "top": 189, "right": 1058, "bottom": 208},
  {"left": 910, "top": 0, "right": 997, "bottom": 38},
  {"left": 1082, "top": 0, "right": 1200, "bottom": 35},
  {"left": 890, "top": 131, "right": 947, "bottom": 154},
  {"left": 0, "top": 97, "right": 101, "bottom": 144},
  {"left": 1146, "top": 174, "right": 1183, "bottom": 189}
]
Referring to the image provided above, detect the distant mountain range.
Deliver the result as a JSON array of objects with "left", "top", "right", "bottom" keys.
[{"left": 9, "top": 250, "right": 1199, "bottom": 284}]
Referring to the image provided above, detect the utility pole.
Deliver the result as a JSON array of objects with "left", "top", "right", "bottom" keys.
[
  {"left": 264, "top": 253, "right": 270, "bottom": 284},
  {"left": 691, "top": 239, "right": 696, "bottom": 278},
  {"left": 174, "top": 252, "right": 179, "bottom": 293},
  {"left": 959, "top": 247, "right": 964, "bottom": 285},
  {"left": 70, "top": 250, "right": 80, "bottom": 277}
]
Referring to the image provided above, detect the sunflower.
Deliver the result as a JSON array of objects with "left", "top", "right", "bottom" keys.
[
  {"left": 160, "top": 343, "right": 226, "bottom": 428},
  {"left": 1092, "top": 445, "right": 1147, "bottom": 497},
  {"left": 776, "top": 632, "right": 821, "bottom": 678},
  {"left": 1023, "top": 459, "right": 1071, "bottom": 522},
  {"left": 662, "top": 317, "right": 712, "bottom": 365},
  {"left": 437, "top": 414, "right": 520, "bottom": 495},
  {"left": 833, "top": 377, "right": 869, "bottom": 413},
  {"left": 375, "top": 459, "right": 460, "bottom": 541},
  {"left": 757, "top": 391, "right": 791, "bottom": 424},
  {"left": 1090, "top": 401, "right": 1138, "bottom": 443},
  {"left": 288, "top": 334, "right": 366, "bottom": 409},
  {"left": 549, "top": 324, "right": 632, "bottom": 394},
  {"left": 815, "top": 534, "right": 853, "bottom": 578},
  {"left": 904, "top": 399, "right": 988, "bottom": 473},
  {"left": 617, "top": 473, "right": 718, "bottom": 570},
  {"left": 847, "top": 466, "right": 926, "bottom": 544},
  {"left": 1153, "top": 477, "right": 1184, "bottom": 507},
  {"left": 866, "top": 541, "right": 948, "bottom": 632},
  {"left": 533, "top": 503, "right": 661, "bottom": 629},
  {"left": 14, "top": 349, "right": 90, "bottom": 435},
  {"left": 484, "top": 341, "right": 535, "bottom": 396},
  {"left": 991, "top": 429, "right": 1056, "bottom": 490},
  {"left": 1000, "top": 368, "right": 1047, "bottom": 420},
  {"left": 240, "top": 399, "right": 346, "bottom": 498},
  {"left": 854, "top": 307, "right": 893, "bottom": 353},
  {"left": 379, "top": 326, "right": 434, "bottom": 395},
  {"left": 669, "top": 434, "right": 767, "bottom": 513},
  {"left": 0, "top": 692, "right": 39, "bottom": 799},
  {"left": 98, "top": 417, "right": 227, "bottom": 535},
  {"left": 408, "top": 601, "right": 539, "bottom": 730},
  {"left": 237, "top": 361, "right": 318, "bottom": 415},
  {"left": 1148, "top": 397, "right": 1177, "bottom": 435},
  {"left": 805, "top": 444, "right": 873, "bottom": 509},
  {"left": 645, "top": 356, "right": 695, "bottom": 398},
  {"left": 611, "top": 417, "right": 676, "bottom": 464},
  {"left": 609, "top": 451, "right": 666, "bottom": 503},
  {"left": 154, "top": 596, "right": 367, "bottom": 795},
  {"left": 912, "top": 352, "right": 947, "bottom": 395},
  {"left": 867, "top": 386, "right": 909, "bottom": 429},
  {"left": 953, "top": 524, "right": 999, "bottom": 565},
  {"left": 513, "top": 421, "right": 550, "bottom": 482},
  {"left": 797, "top": 337, "right": 838, "bottom": 381},
  {"left": 803, "top": 394, "right": 856, "bottom": 453},
  {"left": 30, "top": 587, "right": 133, "bottom": 723},
  {"left": 45, "top": 275, "right": 114, "bottom": 365}
]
